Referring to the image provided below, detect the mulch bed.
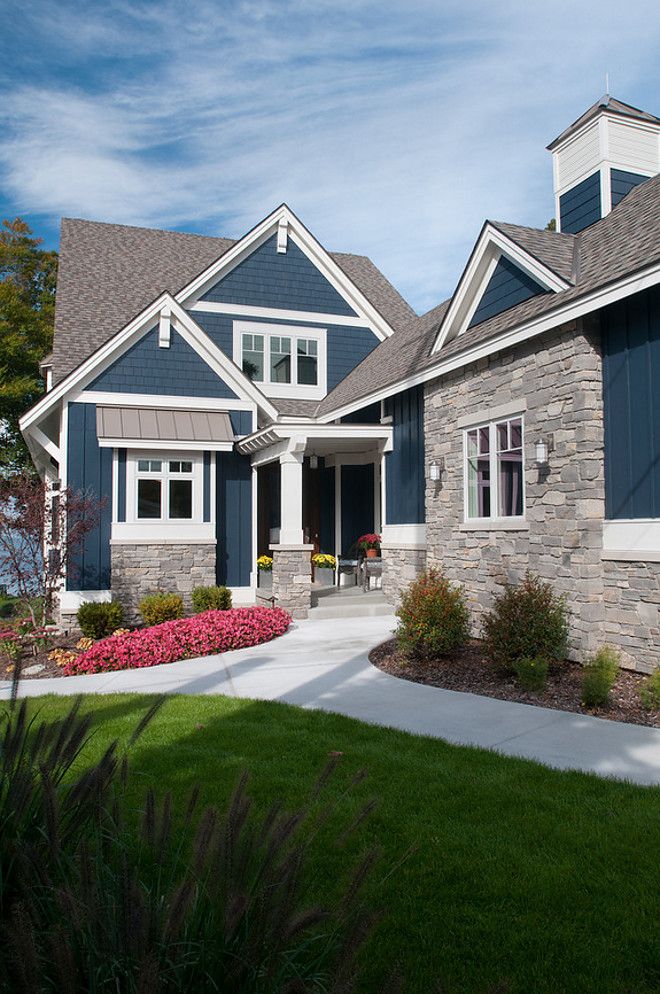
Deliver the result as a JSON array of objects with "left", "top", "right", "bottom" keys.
[
  {"left": 370, "top": 638, "right": 659, "bottom": 729},
  {"left": 1, "top": 632, "right": 82, "bottom": 681}
]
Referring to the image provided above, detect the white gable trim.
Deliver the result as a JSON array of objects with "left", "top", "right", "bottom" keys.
[
  {"left": 319, "top": 257, "right": 660, "bottom": 424},
  {"left": 432, "top": 224, "right": 572, "bottom": 354},
  {"left": 176, "top": 204, "right": 395, "bottom": 342},
  {"left": 20, "top": 294, "right": 279, "bottom": 434}
]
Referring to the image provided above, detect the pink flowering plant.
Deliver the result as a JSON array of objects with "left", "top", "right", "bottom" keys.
[{"left": 64, "top": 606, "right": 292, "bottom": 676}]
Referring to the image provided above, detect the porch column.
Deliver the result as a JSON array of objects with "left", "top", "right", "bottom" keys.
[{"left": 269, "top": 440, "right": 313, "bottom": 619}]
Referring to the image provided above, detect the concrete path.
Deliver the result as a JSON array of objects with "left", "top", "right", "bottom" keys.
[{"left": 2, "top": 615, "right": 659, "bottom": 786}]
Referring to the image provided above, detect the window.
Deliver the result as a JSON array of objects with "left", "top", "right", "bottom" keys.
[
  {"left": 234, "top": 322, "right": 326, "bottom": 396},
  {"left": 136, "top": 458, "right": 194, "bottom": 520},
  {"left": 465, "top": 416, "right": 524, "bottom": 520}
]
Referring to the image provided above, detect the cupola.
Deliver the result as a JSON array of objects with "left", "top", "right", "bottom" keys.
[{"left": 547, "top": 95, "right": 660, "bottom": 233}]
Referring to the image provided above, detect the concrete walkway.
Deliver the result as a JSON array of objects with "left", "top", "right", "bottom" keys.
[{"left": 2, "top": 615, "right": 659, "bottom": 786}]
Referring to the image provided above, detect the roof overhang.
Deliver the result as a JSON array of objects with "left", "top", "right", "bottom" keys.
[
  {"left": 431, "top": 223, "right": 572, "bottom": 354},
  {"left": 237, "top": 421, "right": 393, "bottom": 462}
]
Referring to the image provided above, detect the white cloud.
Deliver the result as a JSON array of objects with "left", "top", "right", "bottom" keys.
[{"left": 1, "top": 0, "right": 660, "bottom": 311}]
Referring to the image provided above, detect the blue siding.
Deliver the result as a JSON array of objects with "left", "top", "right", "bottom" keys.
[
  {"left": 117, "top": 449, "right": 126, "bottom": 522},
  {"left": 602, "top": 285, "right": 660, "bottom": 519},
  {"left": 341, "top": 401, "right": 381, "bottom": 424},
  {"left": 230, "top": 410, "right": 253, "bottom": 436},
  {"left": 611, "top": 168, "right": 650, "bottom": 208},
  {"left": 66, "top": 403, "right": 112, "bottom": 590},
  {"left": 201, "top": 234, "right": 357, "bottom": 316},
  {"left": 216, "top": 450, "right": 252, "bottom": 586},
  {"left": 193, "top": 310, "right": 379, "bottom": 392},
  {"left": 385, "top": 386, "right": 425, "bottom": 524},
  {"left": 88, "top": 327, "right": 238, "bottom": 398},
  {"left": 203, "top": 451, "right": 211, "bottom": 522},
  {"left": 468, "top": 256, "right": 547, "bottom": 329},
  {"left": 341, "top": 464, "right": 374, "bottom": 555},
  {"left": 559, "top": 172, "right": 601, "bottom": 233}
]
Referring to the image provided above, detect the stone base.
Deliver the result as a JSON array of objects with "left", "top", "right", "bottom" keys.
[
  {"left": 602, "top": 559, "right": 660, "bottom": 673},
  {"left": 381, "top": 545, "right": 427, "bottom": 606},
  {"left": 270, "top": 544, "right": 313, "bottom": 619},
  {"left": 111, "top": 542, "right": 216, "bottom": 622}
]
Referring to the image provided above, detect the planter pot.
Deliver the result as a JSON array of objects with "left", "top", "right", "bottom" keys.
[
  {"left": 258, "top": 571, "right": 272, "bottom": 591},
  {"left": 314, "top": 568, "right": 335, "bottom": 588},
  {"left": 365, "top": 549, "right": 379, "bottom": 559}
]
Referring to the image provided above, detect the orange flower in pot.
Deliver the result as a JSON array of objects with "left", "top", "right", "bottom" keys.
[{"left": 358, "top": 533, "right": 381, "bottom": 558}]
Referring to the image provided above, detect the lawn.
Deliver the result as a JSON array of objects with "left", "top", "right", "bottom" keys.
[{"left": 24, "top": 693, "right": 660, "bottom": 994}]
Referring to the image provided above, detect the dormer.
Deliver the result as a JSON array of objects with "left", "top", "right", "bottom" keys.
[{"left": 548, "top": 95, "right": 660, "bottom": 233}]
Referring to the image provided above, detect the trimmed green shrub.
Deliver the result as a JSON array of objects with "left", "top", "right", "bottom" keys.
[
  {"left": 582, "top": 646, "right": 620, "bottom": 708},
  {"left": 513, "top": 656, "right": 549, "bottom": 692},
  {"left": 139, "top": 592, "right": 184, "bottom": 627},
  {"left": 191, "top": 585, "right": 232, "bottom": 613},
  {"left": 483, "top": 572, "right": 568, "bottom": 670},
  {"left": 77, "top": 600, "right": 124, "bottom": 639},
  {"left": 396, "top": 569, "right": 469, "bottom": 659},
  {"left": 640, "top": 667, "right": 660, "bottom": 711}
]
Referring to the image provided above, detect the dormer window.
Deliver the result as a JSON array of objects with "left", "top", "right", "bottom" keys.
[{"left": 234, "top": 321, "right": 326, "bottom": 399}]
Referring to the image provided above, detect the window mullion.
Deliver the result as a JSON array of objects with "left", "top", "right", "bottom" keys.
[{"left": 490, "top": 422, "right": 498, "bottom": 520}]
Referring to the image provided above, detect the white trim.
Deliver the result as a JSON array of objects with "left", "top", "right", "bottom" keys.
[
  {"left": 432, "top": 223, "right": 572, "bottom": 353},
  {"left": 277, "top": 216, "right": 288, "bottom": 253},
  {"left": 462, "top": 414, "right": 526, "bottom": 525},
  {"left": 177, "top": 204, "right": 394, "bottom": 342},
  {"left": 459, "top": 519, "right": 530, "bottom": 532},
  {"left": 158, "top": 307, "right": 171, "bottom": 348},
  {"left": 110, "top": 535, "right": 215, "bottom": 545},
  {"left": 381, "top": 523, "right": 426, "bottom": 544},
  {"left": 250, "top": 464, "right": 258, "bottom": 587},
  {"left": 602, "top": 550, "right": 660, "bottom": 562},
  {"left": 31, "top": 424, "right": 61, "bottom": 463},
  {"left": 603, "top": 519, "right": 660, "bottom": 557},
  {"left": 457, "top": 398, "right": 528, "bottom": 430},
  {"left": 191, "top": 299, "right": 370, "bottom": 328},
  {"left": 98, "top": 437, "right": 234, "bottom": 452},
  {"left": 233, "top": 320, "right": 327, "bottom": 399},
  {"left": 77, "top": 391, "right": 254, "bottom": 412},
  {"left": 60, "top": 590, "right": 111, "bottom": 611},
  {"left": 318, "top": 258, "right": 660, "bottom": 424}
]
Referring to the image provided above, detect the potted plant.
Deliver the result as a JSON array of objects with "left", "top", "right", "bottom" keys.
[
  {"left": 257, "top": 555, "right": 273, "bottom": 590},
  {"left": 357, "top": 533, "right": 381, "bottom": 558},
  {"left": 312, "top": 553, "right": 336, "bottom": 587}
]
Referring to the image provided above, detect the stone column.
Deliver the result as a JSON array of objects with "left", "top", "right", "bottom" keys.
[{"left": 270, "top": 544, "right": 314, "bottom": 618}]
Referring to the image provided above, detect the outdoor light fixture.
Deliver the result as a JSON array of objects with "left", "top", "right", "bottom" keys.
[
  {"left": 535, "top": 439, "right": 549, "bottom": 466},
  {"left": 428, "top": 458, "right": 443, "bottom": 482},
  {"left": 309, "top": 454, "right": 319, "bottom": 469}
]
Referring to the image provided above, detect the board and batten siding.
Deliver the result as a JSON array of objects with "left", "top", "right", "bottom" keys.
[
  {"left": 602, "top": 285, "right": 660, "bottom": 519},
  {"left": 215, "top": 450, "right": 252, "bottom": 587},
  {"left": 66, "top": 402, "right": 112, "bottom": 590},
  {"left": 468, "top": 256, "right": 547, "bottom": 329},
  {"left": 88, "top": 327, "right": 238, "bottom": 398},
  {"left": 385, "top": 386, "right": 425, "bottom": 525},
  {"left": 559, "top": 171, "right": 601, "bottom": 234}
]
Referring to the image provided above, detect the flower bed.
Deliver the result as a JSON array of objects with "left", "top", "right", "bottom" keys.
[{"left": 63, "top": 607, "right": 292, "bottom": 676}]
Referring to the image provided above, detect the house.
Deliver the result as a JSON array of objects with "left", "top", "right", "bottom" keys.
[{"left": 21, "top": 95, "right": 660, "bottom": 671}]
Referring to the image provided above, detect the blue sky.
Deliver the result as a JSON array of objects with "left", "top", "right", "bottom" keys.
[{"left": 1, "top": 0, "right": 659, "bottom": 313}]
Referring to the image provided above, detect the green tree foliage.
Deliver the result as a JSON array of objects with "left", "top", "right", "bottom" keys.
[{"left": 0, "top": 218, "right": 57, "bottom": 475}]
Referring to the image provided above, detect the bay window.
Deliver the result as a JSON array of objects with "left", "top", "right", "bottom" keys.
[{"left": 465, "top": 415, "right": 524, "bottom": 522}]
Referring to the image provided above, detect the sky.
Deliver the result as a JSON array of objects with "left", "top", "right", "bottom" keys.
[{"left": 1, "top": 0, "right": 659, "bottom": 314}]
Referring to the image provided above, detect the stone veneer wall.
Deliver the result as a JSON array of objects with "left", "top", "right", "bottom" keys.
[
  {"left": 271, "top": 546, "right": 312, "bottom": 619},
  {"left": 381, "top": 546, "right": 427, "bottom": 608},
  {"left": 602, "top": 561, "right": 659, "bottom": 672},
  {"left": 111, "top": 542, "right": 216, "bottom": 621},
  {"left": 425, "top": 318, "right": 609, "bottom": 663}
]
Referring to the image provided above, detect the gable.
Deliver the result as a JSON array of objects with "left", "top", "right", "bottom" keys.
[
  {"left": 468, "top": 256, "right": 548, "bottom": 329},
  {"left": 87, "top": 326, "right": 238, "bottom": 399},
  {"left": 200, "top": 234, "right": 358, "bottom": 316}
]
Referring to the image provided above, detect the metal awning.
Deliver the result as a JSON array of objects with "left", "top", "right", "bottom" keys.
[{"left": 96, "top": 406, "right": 234, "bottom": 448}]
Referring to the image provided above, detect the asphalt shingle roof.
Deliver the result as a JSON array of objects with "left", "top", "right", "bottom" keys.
[{"left": 547, "top": 95, "right": 660, "bottom": 150}]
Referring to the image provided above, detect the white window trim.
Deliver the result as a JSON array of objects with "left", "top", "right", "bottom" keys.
[
  {"left": 112, "top": 450, "right": 214, "bottom": 543},
  {"left": 233, "top": 321, "right": 327, "bottom": 399},
  {"left": 462, "top": 414, "right": 526, "bottom": 526}
]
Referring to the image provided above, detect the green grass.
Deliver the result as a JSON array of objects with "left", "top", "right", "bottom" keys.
[{"left": 23, "top": 693, "right": 660, "bottom": 994}]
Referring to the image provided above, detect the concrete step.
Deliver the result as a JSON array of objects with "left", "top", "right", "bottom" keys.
[{"left": 309, "top": 590, "right": 393, "bottom": 619}]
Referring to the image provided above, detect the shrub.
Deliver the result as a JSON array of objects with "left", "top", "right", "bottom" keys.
[
  {"left": 191, "top": 585, "right": 232, "bottom": 613},
  {"left": 582, "top": 646, "right": 620, "bottom": 708},
  {"left": 396, "top": 569, "right": 469, "bottom": 659},
  {"left": 483, "top": 572, "right": 568, "bottom": 670},
  {"left": 77, "top": 600, "right": 124, "bottom": 639},
  {"left": 139, "top": 592, "right": 184, "bottom": 626},
  {"left": 640, "top": 668, "right": 660, "bottom": 711},
  {"left": 513, "top": 656, "right": 549, "bottom": 692},
  {"left": 64, "top": 607, "right": 292, "bottom": 676}
]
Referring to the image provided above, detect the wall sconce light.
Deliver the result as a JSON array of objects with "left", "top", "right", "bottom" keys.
[
  {"left": 428, "top": 457, "right": 444, "bottom": 482},
  {"left": 535, "top": 438, "right": 550, "bottom": 466},
  {"left": 309, "top": 454, "right": 319, "bottom": 469}
]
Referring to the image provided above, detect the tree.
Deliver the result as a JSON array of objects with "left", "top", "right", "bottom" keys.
[
  {"left": 0, "top": 472, "right": 103, "bottom": 626},
  {"left": 545, "top": 218, "right": 557, "bottom": 232},
  {"left": 0, "top": 218, "right": 58, "bottom": 476}
]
